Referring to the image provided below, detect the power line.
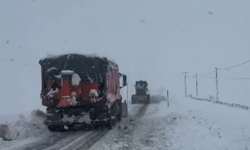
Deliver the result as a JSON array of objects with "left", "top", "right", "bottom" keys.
[
  {"left": 187, "top": 74, "right": 196, "bottom": 80},
  {"left": 196, "top": 59, "right": 250, "bottom": 78},
  {"left": 201, "top": 70, "right": 216, "bottom": 77},
  {"left": 201, "top": 77, "right": 250, "bottom": 80},
  {"left": 190, "top": 75, "right": 196, "bottom": 79},
  {"left": 219, "top": 59, "right": 250, "bottom": 70}
]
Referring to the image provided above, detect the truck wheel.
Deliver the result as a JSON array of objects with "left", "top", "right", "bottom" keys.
[
  {"left": 48, "top": 125, "right": 65, "bottom": 132},
  {"left": 107, "top": 102, "right": 118, "bottom": 129},
  {"left": 131, "top": 95, "right": 136, "bottom": 104},
  {"left": 48, "top": 125, "right": 56, "bottom": 132},
  {"left": 117, "top": 101, "right": 122, "bottom": 121},
  {"left": 145, "top": 95, "right": 150, "bottom": 104}
]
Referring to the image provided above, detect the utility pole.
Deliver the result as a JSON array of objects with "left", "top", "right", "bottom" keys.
[
  {"left": 167, "top": 90, "right": 169, "bottom": 99},
  {"left": 215, "top": 67, "right": 219, "bottom": 102},
  {"left": 127, "top": 83, "right": 129, "bottom": 102},
  {"left": 183, "top": 72, "right": 188, "bottom": 97},
  {"left": 196, "top": 74, "right": 198, "bottom": 96},
  {"left": 167, "top": 90, "right": 169, "bottom": 107}
]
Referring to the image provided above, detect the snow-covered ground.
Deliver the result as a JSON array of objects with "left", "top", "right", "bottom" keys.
[
  {"left": 89, "top": 94, "right": 250, "bottom": 150},
  {"left": 1, "top": 92, "right": 250, "bottom": 150},
  {"left": 168, "top": 96, "right": 250, "bottom": 150},
  {"left": 0, "top": 110, "right": 50, "bottom": 150}
]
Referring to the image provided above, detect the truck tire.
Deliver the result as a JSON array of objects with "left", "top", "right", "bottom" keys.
[
  {"left": 48, "top": 125, "right": 56, "bottom": 132},
  {"left": 131, "top": 95, "right": 136, "bottom": 104},
  {"left": 48, "top": 125, "right": 65, "bottom": 132},
  {"left": 117, "top": 100, "right": 122, "bottom": 121},
  {"left": 107, "top": 102, "right": 119, "bottom": 129},
  {"left": 145, "top": 95, "right": 150, "bottom": 104}
]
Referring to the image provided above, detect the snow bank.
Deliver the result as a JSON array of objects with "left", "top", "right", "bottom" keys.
[
  {"left": 188, "top": 95, "right": 250, "bottom": 111},
  {"left": 165, "top": 95, "right": 250, "bottom": 150},
  {"left": 0, "top": 110, "right": 49, "bottom": 149}
]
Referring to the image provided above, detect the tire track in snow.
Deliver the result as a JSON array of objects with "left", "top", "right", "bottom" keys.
[
  {"left": 134, "top": 104, "right": 149, "bottom": 118},
  {"left": 59, "top": 129, "right": 109, "bottom": 150},
  {"left": 126, "top": 104, "right": 152, "bottom": 149},
  {"left": 20, "top": 131, "right": 86, "bottom": 150},
  {"left": 63, "top": 105, "right": 150, "bottom": 150},
  {"left": 87, "top": 104, "right": 151, "bottom": 150},
  {"left": 101, "top": 104, "right": 150, "bottom": 150}
]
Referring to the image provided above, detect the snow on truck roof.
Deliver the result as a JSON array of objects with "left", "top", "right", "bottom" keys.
[
  {"left": 39, "top": 53, "right": 119, "bottom": 83},
  {"left": 40, "top": 53, "right": 118, "bottom": 66}
]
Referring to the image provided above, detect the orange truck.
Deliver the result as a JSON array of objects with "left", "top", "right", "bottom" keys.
[{"left": 39, "top": 53, "right": 127, "bottom": 131}]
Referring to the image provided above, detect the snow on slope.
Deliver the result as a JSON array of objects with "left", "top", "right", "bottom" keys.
[
  {"left": 89, "top": 95, "right": 250, "bottom": 150},
  {"left": 167, "top": 96, "right": 250, "bottom": 150},
  {"left": 0, "top": 110, "right": 49, "bottom": 150}
]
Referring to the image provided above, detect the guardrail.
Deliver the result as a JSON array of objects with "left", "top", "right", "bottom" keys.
[{"left": 188, "top": 95, "right": 250, "bottom": 111}]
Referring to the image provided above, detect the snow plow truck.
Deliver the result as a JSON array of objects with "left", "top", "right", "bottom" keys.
[
  {"left": 39, "top": 53, "right": 128, "bottom": 131},
  {"left": 131, "top": 80, "right": 150, "bottom": 104}
]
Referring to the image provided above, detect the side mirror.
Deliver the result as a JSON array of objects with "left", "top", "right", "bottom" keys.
[{"left": 123, "top": 75, "right": 127, "bottom": 87}]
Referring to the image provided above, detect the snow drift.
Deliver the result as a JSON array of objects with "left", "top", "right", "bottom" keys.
[{"left": 0, "top": 109, "right": 48, "bottom": 143}]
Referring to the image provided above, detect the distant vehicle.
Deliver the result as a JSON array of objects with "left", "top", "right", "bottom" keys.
[
  {"left": 131, "top": 80, "right": 150, "bottom": 104},
  {"left": 39, "top": 53, "right": 127, "bottom": 131}
]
